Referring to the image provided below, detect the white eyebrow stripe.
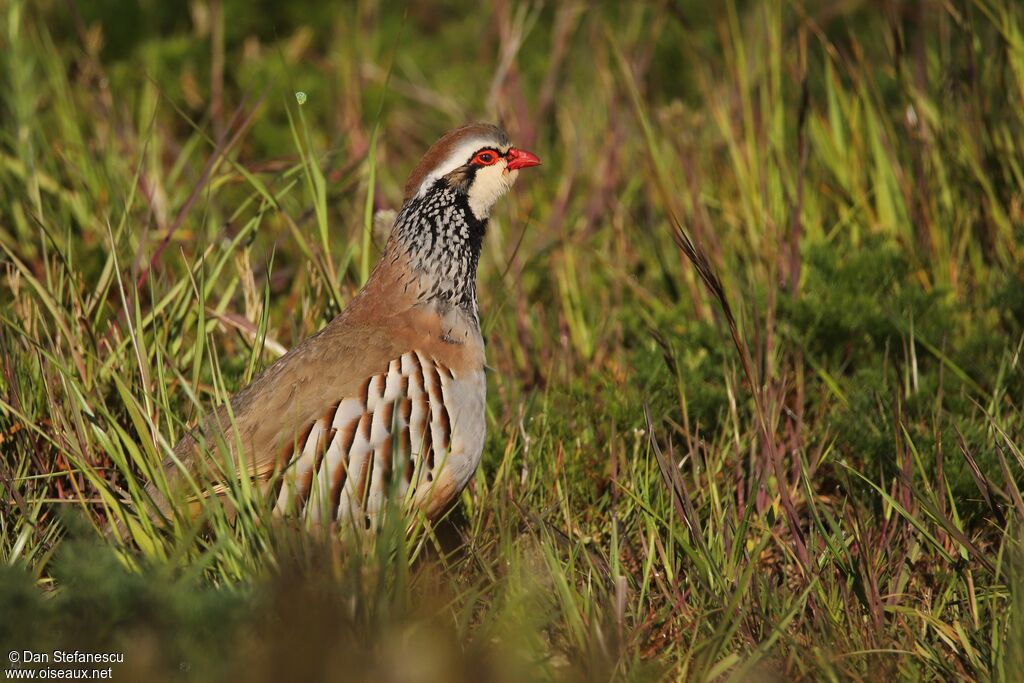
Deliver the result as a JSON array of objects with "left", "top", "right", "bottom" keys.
[{"left": 415, "top": 137, "right": 506, "bottom": 198}]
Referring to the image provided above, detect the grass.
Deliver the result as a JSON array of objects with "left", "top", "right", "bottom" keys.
[{"left": 1, "top": 0, "right": 1023, "bottom": 680}]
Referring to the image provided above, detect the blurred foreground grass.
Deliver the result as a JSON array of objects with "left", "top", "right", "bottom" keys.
[{"left": 1, "top": 0, "right": 1024, "bottom": 680}]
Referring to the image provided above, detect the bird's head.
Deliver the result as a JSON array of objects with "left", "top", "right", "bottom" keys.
[{"left": 403, "top": 123, "right": 541, "bottom": 220}]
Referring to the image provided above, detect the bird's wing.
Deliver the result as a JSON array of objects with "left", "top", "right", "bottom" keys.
[{"left": 156, "top": 318, "right": 405, "bottom": 502}]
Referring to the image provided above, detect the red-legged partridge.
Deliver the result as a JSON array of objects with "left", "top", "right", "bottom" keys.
[{"left": 157, "top": 123, "right": 540, "bottom": 528}]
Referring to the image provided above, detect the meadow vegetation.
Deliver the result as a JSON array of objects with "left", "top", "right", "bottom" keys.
[{"left": 1, "top": 1, "right": 1023, "bottom": 680}]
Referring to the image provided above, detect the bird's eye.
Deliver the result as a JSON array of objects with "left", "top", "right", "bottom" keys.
[{"left": 472, "top": 150, "right": 499, "bottom": 166}]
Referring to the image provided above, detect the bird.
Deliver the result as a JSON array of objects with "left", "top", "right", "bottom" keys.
[{"left": 147, "top": 123, "right": 540, "bottom": 530}]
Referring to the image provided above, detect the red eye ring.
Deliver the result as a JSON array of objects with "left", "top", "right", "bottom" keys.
[{"left": 471, "top": 150, "right": 499, "bottom": 166}]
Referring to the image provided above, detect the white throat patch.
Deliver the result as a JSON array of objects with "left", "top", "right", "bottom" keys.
[{"left": 466, "top": 164, "right": 518, "bottom": 219}]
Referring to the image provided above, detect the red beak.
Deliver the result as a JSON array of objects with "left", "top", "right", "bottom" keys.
[{"left": 506, "top": 147, "right": 542, "bottom": 171}]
